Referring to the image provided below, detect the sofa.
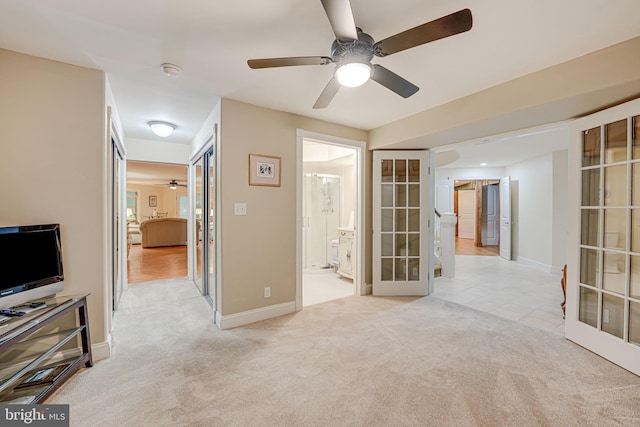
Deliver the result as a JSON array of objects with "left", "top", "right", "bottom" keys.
[
  {"left": 140, "top": 218, "right": 189, "bottom": 248},
  {"left": 127, "top": 221, "right": 142, "bottom": 245}
]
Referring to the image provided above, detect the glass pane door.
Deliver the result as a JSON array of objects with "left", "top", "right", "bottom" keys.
[
  {"left": 578, "top": 119, "right": 635, "bottom": 337},
  {"left": 192, "top": 147, "right": 216, "bottom": 308},
  {"left": 567, "top": 98, "right": 640, "bottom": 376},
  {"left": 373, "top": 151, "right": 432, "bottom": 296},
  {"left": 207, "top": 148, "right": 216, "bottom": 308}
]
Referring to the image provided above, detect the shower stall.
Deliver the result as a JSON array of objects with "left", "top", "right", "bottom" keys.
[{"left": 303, "top": 174, "right": 341, "bottom": 270}]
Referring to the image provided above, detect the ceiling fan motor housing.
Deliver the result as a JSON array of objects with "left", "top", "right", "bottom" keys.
[{"left": 330, "top": 28, "right": 374, "bottom": 65}]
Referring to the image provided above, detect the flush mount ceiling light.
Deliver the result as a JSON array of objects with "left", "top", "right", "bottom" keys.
[
  {"left": 161, "top": 63, "right": 181, "bottom": 77},
  {"left": 148, "top": 121, "right": 176, "bottom": 137},
  {"left": 335, "top": 62, "right": 371, "bottom": 88}
]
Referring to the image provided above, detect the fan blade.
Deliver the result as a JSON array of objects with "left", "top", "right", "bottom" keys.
[
  {"left": 371, "top": 64, "right": 419, "bottom": 98},
  {"left": 248, "top": 56, "right": 332, "bottom": 69},
  {"left": 374, "top": 9, "right": 472, "bottom": 57},
  {"left": 320, "top": 0, "right": 358, "bottom": 41},
  {"left": 313, "top": 77, "right": 341, "bottom": 109}
]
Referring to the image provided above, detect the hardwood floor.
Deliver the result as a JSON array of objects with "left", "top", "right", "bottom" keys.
[
  {"left": 455, "top": 237, "right": 499, "bottom": 256},
  {"left": 127, "top": 244, "right": 191, "bottom": 283},
  {"left": 127, "top": 238, "right": 494, "bottom": 283}
]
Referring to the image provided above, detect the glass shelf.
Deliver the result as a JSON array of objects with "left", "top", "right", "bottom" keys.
[{"left": 0, "top": 294, "right": 92, "bottom": 404}]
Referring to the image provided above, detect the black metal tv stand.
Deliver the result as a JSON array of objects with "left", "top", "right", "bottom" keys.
[{"left": 0, "top": 295, "right": 93, "bottom": 403}]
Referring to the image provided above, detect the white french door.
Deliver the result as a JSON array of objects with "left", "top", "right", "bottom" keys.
[
  {"left": 373, "top": 150, "right": 433, "bottom": 296},
  {"left": 566, "top": 97, "right": 640, "bottom": 376}
]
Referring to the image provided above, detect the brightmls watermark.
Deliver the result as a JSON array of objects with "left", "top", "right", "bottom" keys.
[{"left": 1, "top": 405, "right": 69, "bottom": 426}]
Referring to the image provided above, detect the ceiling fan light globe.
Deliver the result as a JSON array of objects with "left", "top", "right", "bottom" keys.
[
  {"left": 148, "top": 121, "right": 176, "bottom": 137},
  {"left": 335, "top": 62, "right": 371, "bottom": 87}
]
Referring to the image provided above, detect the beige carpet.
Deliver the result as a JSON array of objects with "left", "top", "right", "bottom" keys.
[{"left": 50, "top": 278, "right": 640, "bottom": 426}]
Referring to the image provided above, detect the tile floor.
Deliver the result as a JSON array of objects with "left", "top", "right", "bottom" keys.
[
  {"left": 434, "top": 255, "right": 566, "bottom": 335},
  {"left": 303, "top": 269, "right": 354, "bottom": 307}
]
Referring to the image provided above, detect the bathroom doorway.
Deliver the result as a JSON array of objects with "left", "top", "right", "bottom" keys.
[{"left": 299, "top": 136, "right": 361, "bottom": 307}]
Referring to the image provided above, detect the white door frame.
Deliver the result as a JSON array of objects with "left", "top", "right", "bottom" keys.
[
  {"left": 190, "top": 124, "right": 221, "bottom": 322},
  {"left": 107, "top": 106, "right": 128, "bottom": 316},
  {"left": 499, "top": 176, "right": 512, "bottom": 260},
  {"left": 296, "top": 130, "right": 366, "bottom": 311}
]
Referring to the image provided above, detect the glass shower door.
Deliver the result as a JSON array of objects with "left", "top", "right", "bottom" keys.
[{"left": 303, "top": 174, "right": 341, "bottom": 270}]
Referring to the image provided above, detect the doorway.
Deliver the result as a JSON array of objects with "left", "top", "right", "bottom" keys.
[
  {"left": 454, "top": 180, "right": 501, "bottom": 256},
  {"left": 433, "top": 125, "right": 570, "bottom": 335},
  {"left": 297, "top": 131, "right": 365, "bottom": 309},
  {"left": 125, "top": 161, "right": 189, "bottom": 283}
]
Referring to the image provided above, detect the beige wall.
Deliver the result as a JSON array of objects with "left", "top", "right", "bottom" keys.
[
  {"left": 218, "top": 99, "right": 368, "bottom": 315},
  {"left": 551, "top": 149, "right": 569, "bottom": 269},
  {"left": 0, "top": 49, "right": 107, "bottom": 344},
  {"left": 506, "top": 153, "right": 554, "bottom": 267},
  {"left": 369, "top": 36, "right": 640, "bottom": 151},
  {"left": 128, "top": 185, "right": 187, "bottom": 220},
  {"left": 127, "top": 137, "right": 190, "bottom": 164}
]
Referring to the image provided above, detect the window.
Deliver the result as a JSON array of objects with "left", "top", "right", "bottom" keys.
[
  {"left": 126, "top": 191, "right": 138, "bottom": 221},
  {"left": 179, "top": 195, "right": 188, "bottom": 219}
]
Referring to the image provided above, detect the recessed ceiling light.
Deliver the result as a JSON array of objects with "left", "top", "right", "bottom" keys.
[
  {"left": 148, "top": 121, "right": 176, "bottom": 137},
  {"left": 480, "top": 162, "right": 488, "bottom": 166}
]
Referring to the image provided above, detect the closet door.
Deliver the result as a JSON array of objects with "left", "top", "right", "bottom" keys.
[
  {"left": 373, "top": 151, "right": 433, "bottom": 296},
  {"left": 566, "top": 97, "right": 640, "bottom": 376}
]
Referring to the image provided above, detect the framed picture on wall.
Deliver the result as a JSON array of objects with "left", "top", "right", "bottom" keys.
[
  {"left": 249, "top": 154, "right": 281, "bottom": 187},
  {"left": 149, "top": 195, "right": 157, "bottom": 207}
]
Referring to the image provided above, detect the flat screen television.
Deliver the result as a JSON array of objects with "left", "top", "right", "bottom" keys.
[{"left": 0, "top": 224, "right": 64, "bottom": 310}]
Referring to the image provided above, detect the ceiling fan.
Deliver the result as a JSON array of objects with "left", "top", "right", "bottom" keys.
[
  {"left": 247, "top": 0, "right": 472, "bottom": 109},
  {"left": 166, "top": 180, "right": 187, "bottom": 190}
]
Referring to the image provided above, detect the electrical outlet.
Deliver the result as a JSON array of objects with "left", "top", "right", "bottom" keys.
[
  {"left": 603, "top": 309, "right": 610, "bottom": 323},
  {"left": 264, "top": 287, "right": 271, "bottom": 298}
]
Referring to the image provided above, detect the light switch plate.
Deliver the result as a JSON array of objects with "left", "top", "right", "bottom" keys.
[{"left": 234, "top": 203, "right": 247, "bottom": 216}]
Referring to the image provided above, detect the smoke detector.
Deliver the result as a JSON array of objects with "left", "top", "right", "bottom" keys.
[{"left": 161, "top": 63, "right": 181, "bottom": 77}]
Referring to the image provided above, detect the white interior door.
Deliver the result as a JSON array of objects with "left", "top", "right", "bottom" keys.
[
  {"left": 435, "top": 177, "right": 454, "bottom": 214},
  {"left": 565, "top": 98, "right": 640, "bottom": 376},
  {"left": 373, "top": 150, "right": 433, "bottom": 296},
  {"left": 499, "top": 177, "right": 512, "bottom": 260},
  {"left": 458, "top": 190, "right": 475, "bottom": 239},
  {"left": 482, "top": 185, "right": 499, "bottom": 246}
]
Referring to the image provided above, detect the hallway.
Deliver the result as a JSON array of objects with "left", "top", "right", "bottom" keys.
[{"left": 455, "top": 237, "right": 499, "bottom": 256}]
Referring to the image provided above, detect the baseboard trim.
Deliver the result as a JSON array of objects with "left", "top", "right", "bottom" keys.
[
  {"left": 92, "top": 338, "right": 112, "bottom": 362},
  {"left": 364, "top": 283, "right": 372, "bottom": 295},
  {"left": 517, "top": 256, "right": 563, "bottom": 274},
  {"left": 216, "top": 301, "right": 296, "bottom": 330}
]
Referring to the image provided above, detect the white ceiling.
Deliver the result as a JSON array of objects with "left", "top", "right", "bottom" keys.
[
  {"left": 127, "top": 161, "right": 187, "bottom": 187},
  {"left": 437, "top": 124, "right": 569, "bottom": 169},
  {"left": 1, "top": 0, "right": 640, "bottom": 148}
]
